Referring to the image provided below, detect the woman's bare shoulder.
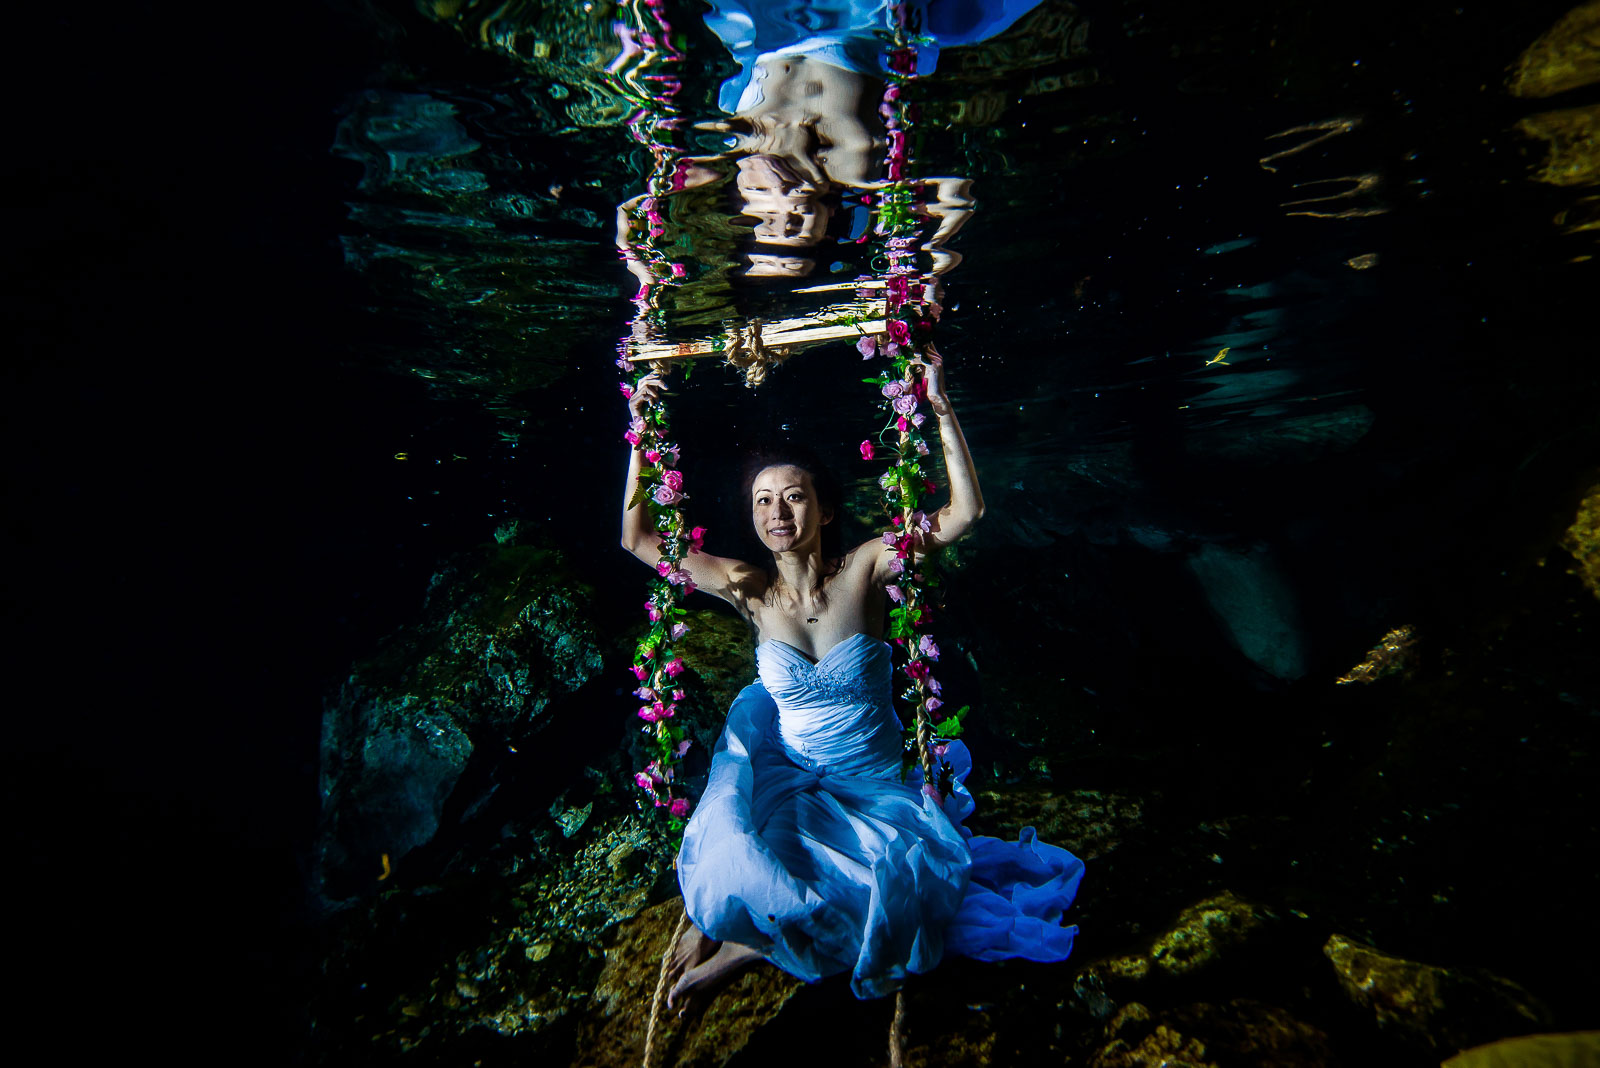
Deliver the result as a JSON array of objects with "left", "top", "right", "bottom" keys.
[{"left": 839, "top": 534, "right": 896, "bottom": 584}]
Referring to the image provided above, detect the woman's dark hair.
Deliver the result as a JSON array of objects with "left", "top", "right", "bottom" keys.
[{"left": 739, "top": 442, "right": 850, "bottom": 564}]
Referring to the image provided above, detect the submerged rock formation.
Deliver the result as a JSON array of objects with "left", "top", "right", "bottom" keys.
[
  {"left": 316, "top": 525, "right": 604, "bottom": 906},
  {"left": 1323, "top": 934, "right": 1553, "bottom": 1053}
]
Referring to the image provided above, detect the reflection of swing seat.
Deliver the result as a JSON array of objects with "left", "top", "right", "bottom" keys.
[{"left": 628, "top": 286, "right": 890, "bottom": 386}]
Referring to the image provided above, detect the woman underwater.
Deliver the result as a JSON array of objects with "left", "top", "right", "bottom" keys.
[{"left": 621, "top": 348, "right": 1084, "bottom": 1010}]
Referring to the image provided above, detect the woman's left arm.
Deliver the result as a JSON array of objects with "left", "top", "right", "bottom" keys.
[{"left": 919, "top": 346, "right": 984, "bottom": 549}]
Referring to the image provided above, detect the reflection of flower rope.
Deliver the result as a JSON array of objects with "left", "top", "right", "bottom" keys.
[
  {"left": 859, "top": 6, "right": 957, "bottom": 803},
  {"left": 615, "top": 0, "right": 698, "bottom": 828}
]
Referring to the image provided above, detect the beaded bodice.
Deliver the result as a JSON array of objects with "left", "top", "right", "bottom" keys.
[{"left": 755, "top": 633, "right": 902, "bottom": 779}]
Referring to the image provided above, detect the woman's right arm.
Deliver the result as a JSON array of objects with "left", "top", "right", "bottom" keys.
[{"left": 621, "top": 371, "right": 761, "bottom": 607}]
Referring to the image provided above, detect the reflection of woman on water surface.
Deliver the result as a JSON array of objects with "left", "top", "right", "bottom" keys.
[
  {"left": 616, "top": 50, "right": 975, "bottom": 288},
  {"left": 621, "top": 349, "right": 1083, "bottom": 1007}
]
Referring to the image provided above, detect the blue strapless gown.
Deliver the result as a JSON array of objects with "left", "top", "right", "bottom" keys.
[{"left": 676, "top": 633, "right": 1084, "bottom": 998}]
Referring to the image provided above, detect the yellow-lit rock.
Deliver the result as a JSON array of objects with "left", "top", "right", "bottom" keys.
[
  {"left": 1560, "top": 484, "right": 1600, "bottom": 600},
  {"left": 1508, "top": 1, "right": 1600, "bottom": 99},
  {"left": 1517, "top": 103, "right": 1600, "bottom": 187}
]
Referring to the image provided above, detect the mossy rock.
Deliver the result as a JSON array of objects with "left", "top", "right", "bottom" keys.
[{"left": 1323, "top": 934, "right": 1553, "bottom": 1053}]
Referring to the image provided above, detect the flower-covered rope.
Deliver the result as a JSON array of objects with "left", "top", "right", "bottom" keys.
[
  {"left": 858, "top": 5, "right": 964, "bottom": 802},
  {"left": 612, "top": 0, "right": 698, "bottom": 828}
]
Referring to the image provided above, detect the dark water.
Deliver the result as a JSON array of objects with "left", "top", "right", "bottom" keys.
[{"left": 6, "top": 0, "right": 1597, "bottom": 1063}]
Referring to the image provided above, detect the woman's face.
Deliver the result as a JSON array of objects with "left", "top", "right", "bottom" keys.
[
  {"left": 735, "top": 156, "right": 832, "bottom": 247},
  {"left": 751, "top": 464, "right": 832, "bottom": 554}
]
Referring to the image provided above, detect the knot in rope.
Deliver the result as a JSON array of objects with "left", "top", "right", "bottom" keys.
[{"left": 722, "top": 319, "right": 794, "bottom": 388}]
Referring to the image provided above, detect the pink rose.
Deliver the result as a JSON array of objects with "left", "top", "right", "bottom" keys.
[
  {"left": 663, "top": 469, "right": 684, "bottom": 491},
  {"left": 675, "top": 739, "right": 691, "bottom": 756},
  {"left": 919, "top": 635, "right": 941, "bottom": 661},
  {"left": 886, "top": 584, "right": 905, "bottom": 604},
  {"left": 888, "top": 556, "right": 905, "bottom": 575},
  {"left": 857, "top": 336, "right": 878, "bottom": 358},
  {"left": 893, "top": 394, "right": 918, "bottom": 416},
  {"left": 912, "top": 413, "right": 926, "bottom": 428},
  {"left": 619, "top": 382, "right": 634, "bottom": 399},
  {"left": 905, "top": 660, "right": 930, "bottom": 681},
  {"left": 670, "top": 622, "right": 688, "bottom": 640},
  {"left": 860, "top": 440, "right": 875, "bottom": 461},
  {"left": 663, "top": 658, "right": 685, "bottom": 678},
  {"left": 638, "top": 705, "right": 660, "bottom": 722},
  {"left": 652, "top": 483, "right": 682, "bottom": 506},
  {"left": 669, "top": 797, "right": 691, "bottom": 818},
  {"left": 656, "top": 561, "right": 672, "bottom": 577},
  {"left": 915, "top": 440, "right": 929, "bottom": 456},
  {"left": 669, "top": 262, "right": 686, "bottom": 278},
  {"left": 630, "top": 664, "right": 648, "bottom": 681},
  {"left": 672, "top": 689, "right": 685, "bottom": 701},
  {"left": 887, "top": 319, "right": 911, "bottom": 345},
  {"left": 896, "top": 415, "right": 909, "bottom": 433},
  {"left": 634, "top": 772, "right": 654, "bottom": 791},
  {"left": 925, "top": 696, "right": 944, "bottom": 712},
  {"left": 881, "top": 380, "right": 905, "bottom": 399},
  {"left": 624, "top": 430, "right": 641, "bottom": 446},
  {"left": 644, "top": 448, "right": 661, "bottom": 463}
]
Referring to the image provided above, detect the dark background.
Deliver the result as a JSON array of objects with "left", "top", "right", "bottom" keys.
[{"left": 4, "top": 2, "right": 1596, "bottom": 1063}]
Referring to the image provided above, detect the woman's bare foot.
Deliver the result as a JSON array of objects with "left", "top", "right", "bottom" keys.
[
  {"left": 666, "top": 941, "right": 765, "bottom": 1013},
  {"left": 665, "top": 922, "right": 719, "bottom": 998}
]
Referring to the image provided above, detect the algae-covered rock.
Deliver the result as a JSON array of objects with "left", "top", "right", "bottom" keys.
[
  {"left": 1323, "top": 934, "right": 1553, "bottom": 1053},
  {"left": 1508, "top": 1, "right": 1600, "bottom": 99},
  {"left": 323, "top": 808, "right": 678, "bottom": 1062},
  {"left": 1073, "top": 891, "right": 1279, "bottom": 1017},
  {"left": 317, "top": 526, "right": 604, "bottom": 905},
  {"left": 572, "top": 898, "right": 803, "bottom": 1068},
  {"left": 1088, "top": 1000, "right": 1335, "bottom": 1068},
  {"left": 967, "top": 787, "right": 1145, "bottom": 861},
  {"left": 1444, "top": 1031, "right": 1600, "bottom": 1068},
  {"left": 1560, "top": 484, "right": 1600, "bottom": 600}
]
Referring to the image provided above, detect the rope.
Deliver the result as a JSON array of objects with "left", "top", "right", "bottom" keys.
[
  {"left": 889, "top": 988, "right": 908, "bottom": 1067},
  {"left": 643, "top": 904, "right": 693, "bottom": 1068},
  {"left": 722, "top": 319, "right": 795, "bottom": 388}
]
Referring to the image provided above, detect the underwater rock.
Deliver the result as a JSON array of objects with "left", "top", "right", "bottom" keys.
[
  {"left": 1072, "top": 891, "right": 1279, "bottom": 1018},
  {"left": 1443, "top": 1031, "right": 1600, "bottom": 1068},
  {"left": 1322, "top": 934, "right": 1553, "bottom": 1053},
  {"left": 1507, "top": 1, "right": 1600, "bottom": 99},
  {"left": 1087, "top": 999, "right": 1336, "bottom": 1068},
  {"left": 317, "top": 529, "right": 604, "bottom": 905},
  {"left": 1517, "top": 103, "right": 1600, "bottom": 188},
  {"left": 1185, "top": 543, "right": 1307, "bottom": 682},
  {"left": 572, "top": 898, "right": 803, "bottom": 1068},
  {"left": 322, "top": 809, "right": 676, "bottom": 1061},
  {"left": 968, "top": 787, "right": 1144, "bottom": 862},
  {"left": 1560, "top": 483, "right": 1600, "bottom": 601},
  {"left": 1334, "top": 624, "right": 1417, "bottom": 685}
]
